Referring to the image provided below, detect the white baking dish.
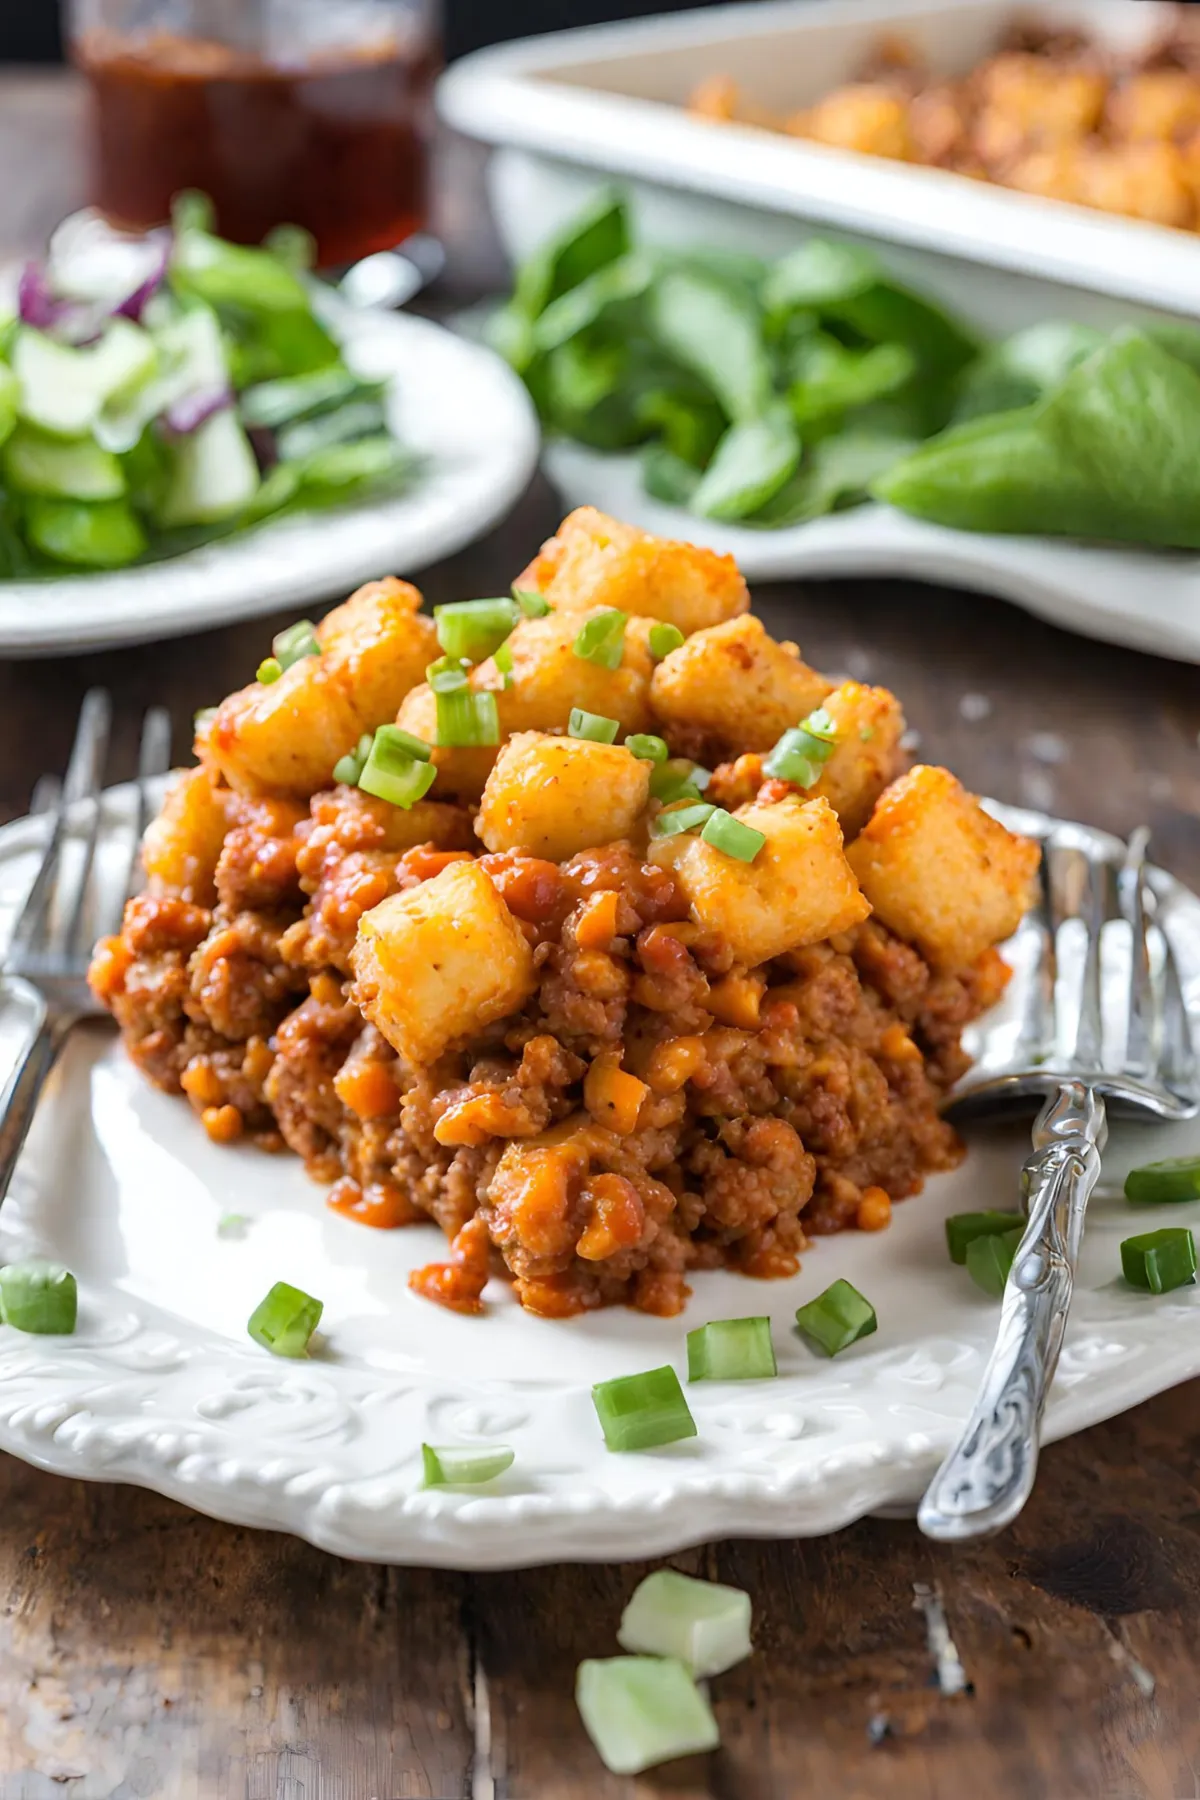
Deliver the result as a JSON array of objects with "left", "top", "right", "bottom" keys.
[{"left": 439, "top": 0, "right": 1200, "bottom": 328}]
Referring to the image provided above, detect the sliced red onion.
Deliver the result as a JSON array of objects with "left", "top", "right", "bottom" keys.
[
  {"left": 114, "top": 231, "right": 170, "bottom": 322},
  {"left": 162, "top": 384, "right": 234, "bottom": 435},
  {"left": 17, "top": 260, "right": 67, "bottom": 330}
]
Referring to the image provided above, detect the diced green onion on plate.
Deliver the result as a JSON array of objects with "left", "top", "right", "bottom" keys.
[
  {"left": 650, "top": 759, "right": 710, "bottom": 805},
  {"left": 573, "top": 608, "right": 627, "bottom": 670},
  {"left": 247, "top": 1281, "right": 323, "bottom": 1357},
  {"left": 512, "top": 585, "right": 550, "bottom": 618},
  {"left": 648, "top": 622, "right": 685, "bottom": 660},
  {"left": 700, "top": 808, "right": 764, "bottom": 863},
  {"left": 0, "top": 1259, "right": 78, "bottom": 1334},
  {"left": 944, "top": 1210, "right": 1026, "bottom": 1265},
  {"left": 1124, "top": 1156, "right": 1200, "bottom": 1204},
  {"left": 617, "top": 1569, "right": 753, "bottom": 1677},
  {"left": 763, "top": 707, "right": 839, "bottom": 788},
  {"left": 358, "top": 726, "right": 437, "bottom": 808},
  {"left": 592, "top": 1365, "right": 696, "bottom": 1452},
  {"left": 272, "top": 619, "right": 321, "bottom": 670},
  {"left": 687, "top": 1316, "right": 776, "bottom": 1381},
  {"left": 1120, "top": 1227, "right": 1197, "bottom": 1294},
  {"left": 434, "top": 597, "right": 519, "bottom": 663},
  {"left": 256, "top": 657, "right": 282, "bottom": 685},
  {"left": 568, "top": 708, "right": 620, "bottom": 744},
  {"left": 795, "top": 1279, "right": 877, "bottom": 1356},
  {"left": 332, "top": 731, "right": 376, "bottom": 786},
  {"left": 426, "top": 654, "right": 471, "bottom": 694},
  {"left": 576, "top": 1656, "right": 719, "bottom": 1775},
  {"left": 625, "top": 733, "right": 669, "bottom": 764},
  {"left": 651, "top": 802, "right": 714, "bottom": 840},
  {"left": 421, "top": 1444, "right": 515, "bottom": 1487},
  {"left": 965, "top": 1226, "right": 1024, "bottom": 1298},
  {"left": 435, "top": 688, "right": 500, "bottom": 748}
]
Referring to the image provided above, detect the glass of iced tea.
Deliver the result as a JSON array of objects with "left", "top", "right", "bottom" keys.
[{"left": 68, "top": 0, "right": 440, "bottom": 267}]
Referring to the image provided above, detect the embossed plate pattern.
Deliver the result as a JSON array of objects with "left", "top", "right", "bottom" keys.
[{"left": 0, "top": 789, "right": 1197, "bottom": 1567}]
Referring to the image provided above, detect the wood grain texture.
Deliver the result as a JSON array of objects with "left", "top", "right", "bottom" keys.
[{"left": 1, "top": 65, "right": 1199, "bottom": 1800}]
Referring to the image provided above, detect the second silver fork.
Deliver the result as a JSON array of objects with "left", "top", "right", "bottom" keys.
[{"left": 918, "top": 824, "right": 1198, "bottom": 1542}]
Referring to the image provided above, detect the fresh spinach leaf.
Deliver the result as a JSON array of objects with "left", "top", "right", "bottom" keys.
[
  {"left": 691, "top": 402, "right": 801, "bottom": 520},
  {"left": 642, "top": 442, "right": 702, "bottom": 508},
  {"left": 636, "top": 385, "right": 726, "bottom": 468},
  {"left": 512, "top": 189, "right": 629, "bottom": 322},
  {"left": 749, "top": 429, "right": 915, "bottom": 528},
  {"left": 533, "top": 253, "right": 654, "bottom": 354},
  {"left": 955, "top": 320, "right": 1105, "bottom": 422},
  {"left": 650, "top": 268, "right": 772, "bottom": 422},
  {"left": 788, "top": 335, "right": 916, "bottom": 427}
]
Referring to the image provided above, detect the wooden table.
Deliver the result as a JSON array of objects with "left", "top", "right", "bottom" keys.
[{"left": 1, "top": 70, "right": 1199, "bottom": 1800}]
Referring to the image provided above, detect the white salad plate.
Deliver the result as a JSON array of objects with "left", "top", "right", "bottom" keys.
[
  {"left": 0, "top": 301, "right": 540, "bottom": 658},
  {"left": 0, "top": 786, "right": 1198, "bottom": 1569},
  {"left": 544, "top": 443, "right": 1200, "bottom": 666}
]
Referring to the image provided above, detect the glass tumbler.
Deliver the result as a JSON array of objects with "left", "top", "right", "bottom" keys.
[{"left": 68, "top": 0, "right": 440, "bottom": 266}]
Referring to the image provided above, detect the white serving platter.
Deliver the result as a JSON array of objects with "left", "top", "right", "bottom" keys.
[
  {"left": 0, "top": 301, "right": 540, "bottom": 657},
  {"left": 0, "top": 785, "right": 1197, "bottom": 1568}
]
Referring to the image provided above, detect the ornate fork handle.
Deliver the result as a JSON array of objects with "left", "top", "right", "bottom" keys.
[
  {"left": 918, "top": 1082, "right": 1107, "bottom": 1542},
  {"left": 0, "top": 994, "right": 79, "bottom": 1211}
]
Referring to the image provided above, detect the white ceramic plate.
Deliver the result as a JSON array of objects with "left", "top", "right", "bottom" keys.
[
  {"left": 544, "top": 442, "right": 1200, "bottom": 666},
  {"left": 0, "top": 787, "right": 1198, "bottom": 1568},
  {"left": 0, "top": 302, "right": 539, "bottom": 657}
]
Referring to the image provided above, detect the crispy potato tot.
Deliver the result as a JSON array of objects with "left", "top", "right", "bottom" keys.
[
  {"left": 847, "top": 765, "right": 1040, "bottom": 970},
  {"left": 790, "top": 84, "right": 915, "bottom": 159},
  {"left": 650, "top": 796, "right": 869, "bottom": 967},
  {"left": 516, "top": 506, "right": 748, "bottom": 635},
  {"left": 351, "top": 860, "right": 536, "bottom": 1066},
  {"left": 141, "top": 765, "right": 231, "bottom": 905},
  {"left": 807, "top": 681, "right": 906, "bottom": 837},
  {"left": 200, "top": 578, "right": 437, "bottom": 797},
  {"left": 477, "top": 733, "right": 651, "bottom": 861},
  {"left": 649, "top": 616, "right": 831, "bottom": 753},
  {"left": 320, "top": 784, "right": 474, "bottom": 852},
  {"left": 395, "top": 682, "right": 500, "bottom": 805}
]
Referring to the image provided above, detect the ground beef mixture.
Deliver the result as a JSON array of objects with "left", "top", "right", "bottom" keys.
[{"left": 90, "top": 782, "right": 1009, "bottom": 1320}]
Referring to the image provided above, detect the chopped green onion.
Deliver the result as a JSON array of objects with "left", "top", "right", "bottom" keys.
[
  {"left": 1120, "top": 1227, "right": 1198, "bottom": 1293},
  {"left": 651, "top": 802, "right": 715, "bottom": 840},
  {"left": 650, "top": 759, "right": 710, "bottom": 805},
  {"left": 247, "top": 1281, "right": 323, "bottom": 1357},
  {"left": 332, "top": 731, "right": 375, "bottom": 787},
  {"left": 795, "top": 1279, "right": 877, "bottom": 1356},
  {"left": 569, "top": 708, "right": 620, "bottom": 744},
  {"left": 944, "top": 1210, "right": 1026, "bottom": 1265},
  {"left": 617, "top": 1570, "right": 753, "bottom": 1676},
  {"left": 700, "top": 808, "right": 765, "bottom": 863},
  {"left": 434, "top": 597, "right": 519, "bottom": 663},
  {"left": 1124, "top": 1156, "right": 1200, "bottom": 1205},
  {"left": 421, "top": 1443, "right": 515, "bottom": 1487},
  {"left": 573, "top": 608, "right": 627, "bottom": 670},
  {"left": 687, "top": 1316, "right": 776, "bottom": 1381},
  {"left": 625, "top": 733, "right": 669, "bottom": 765},
  {"left": 576, "top": 1656, "right": 719, "bottom": 1775},
  {"left": 0, "top": 1259, "right": 77, "bottom": 1334},
  {"left": 592, "top": 1364, "right": 697, "bottom": 1452},
  {"left": 764, "top": 706, "right": 840, "bottom": 788},
  {"left": 272, "top": 620, "right": 321, "bottom": 670},
  {"left": 427, "top": 654, "right": 471, "bottom": 694},
  {"left": 859, "top": 725, "right": 876, "bottom": 742},
  {"left": 513, "top": 585, "right": 550, "bottom": 618},
  {"left": 257, "top": 657, "right": 282, "bottom": 685},
  {"left": 216, "top": 1212, "right": 250, "bottom": 1239},
  {"left": 494, "top": 638, "right": 514, "bottom": 684},
  {"left": 966, "top": 1226, "right": 1024, "bottom": 1298},
  {"left": 435, "top": 688, "right": 500, "bottom": 748},
  {"left": 358, "top": 725, "right": 438, "bottom": 808},
  {"left": 648, "top": 622, "right": 685, "bottom": 660}
]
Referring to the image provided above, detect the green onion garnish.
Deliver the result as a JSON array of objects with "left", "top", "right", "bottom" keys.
[
  {"left": 272, "top": 619, "right": 321, "bottom": 670},
  {"left": 568, "top": 708, "right": 620, "bottom": 744},
  {"left": 650, "top": 759, "right": 710, "bottom": 805},
  {"left": 358, "top": 725, "right": 437, "bottom": 809},
  {"left": 625, "top": 733, "right": 669, "bottom": 764},
  {"left": 494, "top": 638, "right": 514, "bottom": 684},
  {"left": 651, "top": 802, "right": 715, "bottom": 840},
  {"left": 763, "top": 706, "right": 839, "bottom": 788},
  {"left": 435, "top": 687, "right": 501, "bottom": 748},
  {"left": 217, "top": 1212, "right": 250, "bottom": 1239},
  {"left": 332, "top": 731, "right": 375, "bottom": 787},
  {"left": 421, "top": 1444, "right": 515, "bottom": 1487},
  {"left": 617, "top": 1570, "right": 753, "bottom": 1676},
  {"left": 0, "top": 1259, "right": 77, "bottom": 1334},
  {"left": 648, "top": 622, "right": 685, "bottom": 660},
  {"left": 687, "top": 1316, "right": 776, "bottom": 1381},
  {"left": 592, "top": 1365, "right": 697, "bottom": 1452},
  {"left": 795, "top": 1279, "right": 877, "bottom": 1356},
  {"left": 257, "top": 657, "right": 283, "bottom": 685},
  {"left": 1124, "top": 1156, "right": 1200, "bottom": 1205},
  {"left": 700, "top": 808, "right": 765, "bottom": 863},
  {"left": 1120, "top": 1227, "right": 1198, "bottom": 1293},
  {"left": 573, "top": 608, "right": 627, "bottom": 670},
  {"left": 247, "top": 1280, "right": 323, "bottom": 1357},
  {"left": 944, "top": 1210, "right": 1026, "bottom": 1265},
  {"left": 427, "top": 654, "right": 471, "bottom": 694},
  {"left": 434, "top": 597, "right": 519, "bottom": 663},
  {"left": 513, "top": 585, "right": 550, "bottom": 618},
  {"left": 576, "top": 1656, "right": 719, "bottom": 1775},
  {"left": 965, "top": 1226, "right": 1024, "bottom": 1298}
]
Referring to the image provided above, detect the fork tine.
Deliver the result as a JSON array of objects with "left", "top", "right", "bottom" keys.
[
  {"left": 1117, "top": 827, "right": 1154, "bottom": 1080},
  {"left": 63, "top": 692, "right": 115, "bottom": 958},
  {"left": 29, "top": 775, "right": 60, "bottom": 818},
  {"left": 1161, "top": 927, "right": 1198, "bottom": 1100},
  {"left": 122, "top": 706, "right": 173, "bottom": 910},
  {"left": 1049, "top": 841, "right": 1109, "bottom": 1072},
  {"left": 1015, "top": 840, "right": 1057, "bottom": 1064},
  {"left": 9, "top": 690, "right": 111, "bottom": 961}
]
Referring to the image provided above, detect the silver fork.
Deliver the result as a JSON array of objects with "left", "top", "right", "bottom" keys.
[
  {"left": 918, "top": 823, "right": 1199, "bottom": 1542},
  {"left": 0, "top": 690, "right": 172, "bottom": 1209}
]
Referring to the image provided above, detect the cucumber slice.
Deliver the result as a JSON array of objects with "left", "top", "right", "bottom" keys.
[
  {"left": 0, "top": 365, "right": 18, "bottom": 450},
  {"left": 14, "top": 320, "right": 157, "bottom": 439},
  {"left": 96, "top": 306, "right": 226, "bottom": 453},
  {"left": 3, "top": 424, "right": 126, "bottom": 500},
  {"left": 25, "top": 496, "right": 147, "bottom": 568},
  {"left": 159, "top": 408, "right": 260, "bottom": 527}
]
